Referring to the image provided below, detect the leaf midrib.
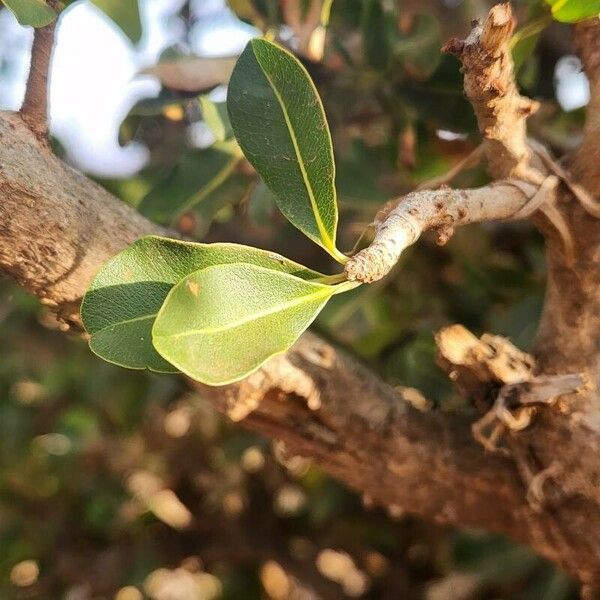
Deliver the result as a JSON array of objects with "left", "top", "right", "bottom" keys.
[
  {"left": 253, "top": 47, "right": 335, "bottom": 251},
  {"left": 91, "top": 312, "right": 157, "bottom": 335},
  {"left": 155, "top": 286, "right": 332, "bottom": 340}
]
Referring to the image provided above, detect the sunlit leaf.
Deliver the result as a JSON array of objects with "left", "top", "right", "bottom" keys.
[
  {"left": 228, "top": 38, "right": 345, "bottom": 262},
  {"left": 91, "top": 0, "right": 142, "bottom": 43},
  {"left": 142, "top": 56, "right": 238, "bottom": 92},
  {"left": 153, "top": 264, "right": 355, "bottom": 385},
  {"left": 545, "top": 0, "right": 600, "bottom": 22},
  {"left": 2, "top": 0, "right": 56, "bottom": 27},
  {"left": 200, "top": 96, "right": 233, "bottom": 142},
  {"left": 81, "top": 236, "right": 325, "bottom": 372}
]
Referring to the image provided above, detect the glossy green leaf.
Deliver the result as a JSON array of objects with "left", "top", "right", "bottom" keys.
[
  {"left": 138, "top": 142, "right": 241, "bottom": 224},
  {"left": 2, "top": 0, "right": 56, "bottom": 27},
  {"left": 81, "top": 236, "right": 325, "bottom": 373},
  {"left": 153, "top": 264, "right": 355, "bottom": 385},
  {"left": 91, "top": 0, "right": 142, "bottom": 43},
  {"left": 545, "top": 0, "right": 600, "bottom": 22},
  {"left": 227, "top": 38, "right": 345, "bottom": 262}
]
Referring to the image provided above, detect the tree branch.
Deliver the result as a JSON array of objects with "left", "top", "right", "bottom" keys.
[
  {"left": 443, "top": 2, "right": 540, "bottom": 181},
  {"left": 344, "top": 180, "right": 541, "bottom": 283},
  {"left": 2, "top": 107, "right": 600, "bottom": 585},
  {"left": 19, "top": 1, "right": 59, "bottom": 141}
]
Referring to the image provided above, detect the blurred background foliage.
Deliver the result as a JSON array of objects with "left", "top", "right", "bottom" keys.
[{"left": 0, "top": 0, "right": 592, "bottom": 597}]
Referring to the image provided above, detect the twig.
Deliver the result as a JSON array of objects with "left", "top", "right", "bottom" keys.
[
  {"left": 344, "top": 181, "right": 540, "bottom": 283},
  {"left": 443, "top": 3, "right": 540, "bottom": 180},
  {"left": 19, "top": 1, "right": 59, "bottom": 142}
]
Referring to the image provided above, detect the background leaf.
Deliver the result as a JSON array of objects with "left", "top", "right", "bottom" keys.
[
  {"left": 91, "top": 0, "right": 142, "bottom": 44},
  {"left": 227, "top": 38, "right": 344, "bottom": 262},
  {"left": 200, "top": 95, "right": 234, "bottom": 142},
  {"left": 138, "top": 142, "right": 242, "bottom": 225},
  {"left": 153, "top": 264, "right": 346, "bottom": 385},
  {"left": 142, "top": 55, "right": 237, "bottom": 92},
  {"left": 545, "top": 0, "right": 600, "bottom": 22},
  {"left": 1, "top": 0, "right": 56, "bottom": 27},
  {"left": 393, "top": 13, "right": 441, "bottom": 79},
  {"left": 81, "top": 236, "right": 324, "bottom": 373}
]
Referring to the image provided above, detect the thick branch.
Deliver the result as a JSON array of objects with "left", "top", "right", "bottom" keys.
[
  {"left": 3, "top": 109, "right": 600, "bottom": 585},
  {"left": 0, "top": 112, "right": 162, "bottom": 324},
  {"left": 20, "top": 1, "right": 59, "bottom": 141}
]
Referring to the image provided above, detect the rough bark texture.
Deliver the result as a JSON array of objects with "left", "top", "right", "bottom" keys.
[
  {"left": 442, "top": 3, "right": 540, "bottom": 181},
  {"left": 2, "top": 2, "right": 600, "bottom": 589},
  {"left": 19, "top": 1, "right": 59, "bottom": 141},
  {"left": 0, "top": 112, "right": 162, "bottom": 324}
]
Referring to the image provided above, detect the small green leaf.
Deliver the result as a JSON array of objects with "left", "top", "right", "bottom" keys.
[
  {"left": 153, "top": 264, "right": 355, "bottom": 385},
  {"left": 393, "top": 13, "right": 441, "bottom": 79},
  {"left": 81, "top": 236, "right": 325, "bottom": 373},
  {"left": 228, "top": 38, "right": 345, "bottom": 263},
  {"left": 545, "top": 0, "right": 600, "bottom": 22},
  {"left": 138, "top": 142, "right": 242, "bottom": 224},
  {"left": 91, "top": 0, "right": 142, "bottom": 44},
  {"left": 2, "top": 0, "right": 56, "bottom": 27},
  {"left": 200, "top": 96, "right": 233, "bottom": 142}
]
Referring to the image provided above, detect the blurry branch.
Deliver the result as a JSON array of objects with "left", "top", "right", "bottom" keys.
[
  {"left": 436, "top": 325, "right": 585, "bottom": 455},
  {"left": 280, "top": 0, "right": 331, "bottom": 61},
  {"left": 20, "top": 0, "right": 59, "bottom": 142},
  {"left": 573, "top": 17, "right": 600, "bottom": 195}
]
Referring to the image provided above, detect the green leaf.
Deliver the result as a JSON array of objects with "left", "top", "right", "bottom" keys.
[
  {"left": 545, "top": 0, "right": 600, "bottom": 22},
  {"left": 2, "top": 0, "right": 56, "bottom": 27},
  {"left": 81, "top": 236, "right": 325, "bottom": 373},
  {"left": 200, "top": 96, "right": 233, "bottom": 142},
  {"left": 91, "top": 0, "right": 142, "bottom": 44},
  {"left": 393, "top": 13, "right": 441, "bottom": 79},
  {"left": 227, "top": 38, "right": 345, "bottom": 263},
  {"left": 138, "top": 142, "right": 242, "bottom": 224},
  {"left": 153, "top": 264, "right": 355, "bottom": 385},
  {"left": 361, "top": 0, "right": 394, "bottom": 70}
]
